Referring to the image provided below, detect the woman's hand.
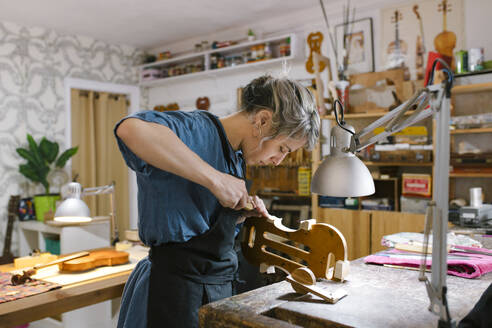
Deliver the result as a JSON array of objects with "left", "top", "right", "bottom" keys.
[
  {"left": 208, "top": 171, "right": 250, "bottom": 210},
  {"left": 237, "top": 196, "right": 269, "bottom": 224}
]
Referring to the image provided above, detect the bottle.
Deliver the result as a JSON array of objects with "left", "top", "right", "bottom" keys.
[{"left": 264, "top": 42, "right": 272, "bottom": 59}]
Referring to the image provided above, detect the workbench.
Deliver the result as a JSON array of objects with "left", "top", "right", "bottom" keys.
[
  {"left": 200, "top": 236, "right": 492, "bottom": 328},
  {"left": 0, "top": 263, "right": 131, "bottom": 327}
]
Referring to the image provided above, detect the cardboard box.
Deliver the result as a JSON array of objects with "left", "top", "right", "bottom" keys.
[
  {"left": 402, "top": 173, "right": 432, "bottom": 197},
  {"left": 401, "top": 196, "right": 430, "bottom": 214}
]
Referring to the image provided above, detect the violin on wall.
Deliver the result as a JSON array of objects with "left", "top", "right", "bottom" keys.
[
  {"left": 434, "top": 0, "right": 456, "bottom": 68},
  {"left": 386, "top": 9, "right": 408, "bottom": 70}
]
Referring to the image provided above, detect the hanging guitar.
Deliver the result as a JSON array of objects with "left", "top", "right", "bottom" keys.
[
  {"left": 386, "top": 9, "right": 408, "bottom": 74},
  {"left": 413, "top": 5, "right": 426, "bottom": 80},
  {"left": 434, "top": 0, "right": 456, "bottom": 69},
  {"left": 0, "top": 195, "right": 21, "bottom": 265}
]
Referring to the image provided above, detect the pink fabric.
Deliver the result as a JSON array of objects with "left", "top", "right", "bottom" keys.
[{"left": 364, "top": 246, "right": 492, "bottom": 279}]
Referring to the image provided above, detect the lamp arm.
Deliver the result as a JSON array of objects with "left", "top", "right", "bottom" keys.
[
  {"left": 82, "top": 182, "right": 119, "bottom": 244},
  {"left": 349, "top": 84, "right": 444, "bottom": 153}
]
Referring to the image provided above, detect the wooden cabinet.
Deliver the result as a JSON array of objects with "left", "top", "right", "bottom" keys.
[
  {"left": 317, "top": 208, "right": 425, "bottom": 260},
  {"left": 370, "top": 210, "right": 425, "bottom": 253},
  {"left": 316, "top": 208, "right": 371, "bottom": 260},
  {"left": 449, "top": 80, "right": 492, "bottom": 204}
]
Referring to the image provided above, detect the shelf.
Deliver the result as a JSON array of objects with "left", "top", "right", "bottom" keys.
[
  {"left": 256, "top": 191, "right": 310, "bottom": 198},
  {"left": 139, "top": 33, "right": 294, "bottom": 87},
  {"left": 450, "top": 128, "right": 492, "bottom": 134},
  {"left": 362, "top": 161, "right": 433, "bottom": 167},
  {"left": 450, "top": 172, "right": 492, "bottom": 178},
  {"left": 452, "top": 82, "right": 492, "bottom": 95}
]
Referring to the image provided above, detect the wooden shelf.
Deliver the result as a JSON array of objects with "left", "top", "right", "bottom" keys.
[
  {"left": 139, "top": 34, "right": 295, "bottom": 86},
  {"left": 450, "top": 172, "right": 492, "bottom": 178},
  {"left": 256, "top": 192, "right": 310, "bottom": 198},
  {"left": 452, "top": 82, "right": 492, "bottom": 95},
  {"left": 450, "top": 128, "right": 492, "bottom": 134},
  {"left": 362, "top": 161, "right": 433, "bottom": 167}
]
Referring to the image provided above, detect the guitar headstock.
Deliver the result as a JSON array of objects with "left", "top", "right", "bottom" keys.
[
  {"left": 438, "top": 0, "right": 452, "bottom": 13},
  {"left": 391, "top": 10, "right": 403, "bottom": 24},
  {"left": 413, "top": 5, "right": 421, "bottom": 20},
  {"left": 8, "top": 195, "right": 21, "bottom": 216}
]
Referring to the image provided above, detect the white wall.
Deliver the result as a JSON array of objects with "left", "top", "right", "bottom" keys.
[
  {"left": 0, "top": 20, "right": 142, "bottom": 255},
  {"left": 464, "top": 0, "right": 492, "bottom": 57},
  {"left": 145, "top": 0, "right": 492, "bottom": 117}
]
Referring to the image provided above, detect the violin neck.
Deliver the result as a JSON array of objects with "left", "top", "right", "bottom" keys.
[{"left": 443, "top": 11, "right": 447, "bottom": 31}]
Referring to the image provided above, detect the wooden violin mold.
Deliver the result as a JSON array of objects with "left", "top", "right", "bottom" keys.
[{"left": 241, "top": 215, "right": 349, "bottom": 281}]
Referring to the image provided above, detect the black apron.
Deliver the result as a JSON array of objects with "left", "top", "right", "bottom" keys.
[{"left": 147, "top": 112, "right": 245, "bottom": 328}]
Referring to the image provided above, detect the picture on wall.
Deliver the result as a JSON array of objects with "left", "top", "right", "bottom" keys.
[{"left": 335, "top": 17, "right": 375, "bottom": 75}]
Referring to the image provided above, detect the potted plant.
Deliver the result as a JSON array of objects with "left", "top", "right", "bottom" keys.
[{"left": 16, "top": 134, "right": 78, "bottom": 222}]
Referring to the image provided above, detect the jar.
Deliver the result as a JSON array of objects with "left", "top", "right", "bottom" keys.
[{"left": 195, "top": 43, "right": 203, "bottom": 53}]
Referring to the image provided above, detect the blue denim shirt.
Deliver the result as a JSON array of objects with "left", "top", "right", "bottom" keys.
[{"left": 115, "top": 110, "right": 245, "bottom": 245}]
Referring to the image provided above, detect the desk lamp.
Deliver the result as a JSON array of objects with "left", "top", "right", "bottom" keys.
[
  {"left": 55, "top": 182, "right": 119, "bottom": 244},
  {"left": 54, "top": 182, "right": 91, "bottom": 223},
  {"left": 311, "top": 59, "right": 455, "bottom": 327}
]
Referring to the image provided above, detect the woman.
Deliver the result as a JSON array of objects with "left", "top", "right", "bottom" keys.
[{"left": 115, "top": 74, "right": 319, "bottom": 328}]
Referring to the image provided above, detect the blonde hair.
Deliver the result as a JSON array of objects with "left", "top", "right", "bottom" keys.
[{"left": 241, "top": 75, "right": 320, "bottom": 150}]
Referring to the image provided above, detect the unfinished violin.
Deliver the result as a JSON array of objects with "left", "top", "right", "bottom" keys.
[
  {"left": 59, "top": 249, "right": 129, "bottom": 272},
  {"left": 241, "top": 215, "right": 349, "bottom": 281}
]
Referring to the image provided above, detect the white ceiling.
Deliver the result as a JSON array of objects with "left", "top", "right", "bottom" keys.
[{"left": 0, "top": 0, "right": 321, "bottom": 49}]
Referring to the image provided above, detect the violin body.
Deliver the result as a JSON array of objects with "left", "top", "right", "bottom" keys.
[
  {"left": 434, "top": 30, "right": 456, "bottom": 58},
  {"left": 59, "top": 249, "right": 129, "bottom": 272}
]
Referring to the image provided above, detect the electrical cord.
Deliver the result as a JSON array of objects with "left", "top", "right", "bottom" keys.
[
  {"left": 426, "top": 58, "right": 454, "bottom": 97},
  {"left": 333, "top": 99, "right": 355, "bottom": 136}
]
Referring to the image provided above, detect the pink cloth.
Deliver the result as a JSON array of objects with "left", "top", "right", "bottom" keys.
[{"left": 364, "top": 246, "right": 492, "bottom": 279}]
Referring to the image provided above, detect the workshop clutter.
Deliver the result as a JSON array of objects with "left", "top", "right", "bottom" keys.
[
  {"left": 247, "top": 148, "right": 310, "bottom": 196},
  {"left": 402, "top": 173, "right": 432, "bottom": 198},
  {"left": 139, "top": 33, "right": 292, "bottom": 83},
  {"left": 357, "top": 126, "right": 432, "bottom": 164}
]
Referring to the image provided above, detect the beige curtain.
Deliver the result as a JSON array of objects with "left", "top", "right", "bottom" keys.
[{"left": 71, "top": 89, "right": 129, "bottom": 238}]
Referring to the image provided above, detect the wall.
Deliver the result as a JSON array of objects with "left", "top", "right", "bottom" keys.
[
  {"left": 146, "top": 0, "right": 492, "bottom": 117},
  {"left": 0, "top": 20, "right": 142, "bottom": 255}
]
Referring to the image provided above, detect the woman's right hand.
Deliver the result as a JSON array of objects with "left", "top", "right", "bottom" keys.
[{"left": 209, "top": 171, "right": 250, "bottom": 210}]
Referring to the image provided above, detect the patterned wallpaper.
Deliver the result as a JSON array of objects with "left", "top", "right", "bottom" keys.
[{"left": 0, "top": 20, "right": 143, "bottom": 255}]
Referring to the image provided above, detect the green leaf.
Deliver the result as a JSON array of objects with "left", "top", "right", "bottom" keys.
[
  {"left": 16, "top": 148, "right": 37, "bottom": 164},
  {"left": 55, "top": 146, "right": 78, "bottom": 168},
  {"left": 19, "top": 164, "right": 41, "bottom": 182},
  {"left": 26, "top": 134, "right": 44, "bottom": 166},
  {"left": 40, "top": 138, "right": 59, "bottom": 164}
]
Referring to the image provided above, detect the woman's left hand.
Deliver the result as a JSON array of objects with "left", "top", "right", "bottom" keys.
[{"left": 237, "top": 196, "right": 269, "bottom": 224}]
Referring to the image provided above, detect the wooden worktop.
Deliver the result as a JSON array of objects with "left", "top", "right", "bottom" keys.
[{"left": 200, "top": 237, "right": 492, "bottom": 328}]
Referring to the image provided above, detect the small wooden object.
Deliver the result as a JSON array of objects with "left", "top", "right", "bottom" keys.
[
  {"left": 286, "top": 267, "right": 347, "bottom": 304},
  {"left": 60, "top": 249, "right": 129, "bottom": 272},
  {"left": 196, "top": 97, "right": 210, "bottom": 110},
  {"left": 305, "top": 32, "right": 325, "bottom": 74},
  {"left": 241, "top": 215, "right": 348, "bottom": 280}
]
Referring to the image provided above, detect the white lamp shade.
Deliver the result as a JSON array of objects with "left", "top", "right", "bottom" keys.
[
  {"left": 54, "top": 198, "right": 91, "bottom": 223},
  {"left": 311, "top": 154, "right": 375, "bottom": 197}
]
